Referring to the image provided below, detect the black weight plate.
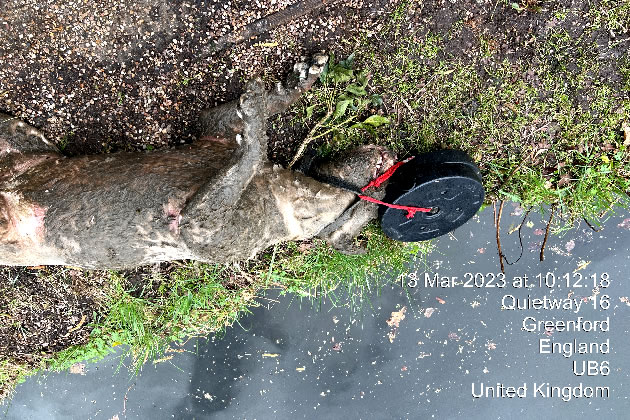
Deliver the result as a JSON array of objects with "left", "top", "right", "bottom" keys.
[
  {"left": 411, "top": 149, "right": 482, "bottom": 180},
  {"left": 380, "top": 160, "right": 484, "bottom": 242}
]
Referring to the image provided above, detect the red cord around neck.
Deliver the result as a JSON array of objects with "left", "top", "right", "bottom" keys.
[{"left": 358, "top": 156, "right": 432, "bottom": 219}]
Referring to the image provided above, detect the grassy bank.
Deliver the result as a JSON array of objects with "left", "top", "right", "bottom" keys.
[{"left": 294, "top": 1, "right": 630, "bottom": 227}]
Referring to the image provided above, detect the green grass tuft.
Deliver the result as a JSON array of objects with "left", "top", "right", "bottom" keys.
[{"left": 265, "top": 224, "right": 432, "bottom": 309}]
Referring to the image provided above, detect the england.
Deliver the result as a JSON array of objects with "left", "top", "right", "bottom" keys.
[{"left": 539, "top": 338, "right": 610, "bottom": 358}]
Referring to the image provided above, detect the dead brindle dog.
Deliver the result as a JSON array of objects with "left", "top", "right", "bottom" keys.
[{"left": 0, "top": 55, "right": 397, "bottom": 269}]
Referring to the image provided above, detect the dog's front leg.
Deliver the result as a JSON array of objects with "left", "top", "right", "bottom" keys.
[{"left": 265, "top": 54, "right": 328, "bottom": 115}]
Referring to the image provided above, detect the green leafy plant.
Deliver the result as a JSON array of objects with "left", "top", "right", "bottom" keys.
[
  {"left": 510, "top": 0, "right": 542, "bottom": 13},
  {"left": 292, "top": 53, "right": 391, "bottom": 161}
]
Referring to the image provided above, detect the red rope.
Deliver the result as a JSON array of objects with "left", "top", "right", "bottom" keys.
[
  {"left": 359, "top": 156, "right": 432, "bottom": 219},
  {"left": 358, "top": 195, "right": 432, "bottom": 219}
]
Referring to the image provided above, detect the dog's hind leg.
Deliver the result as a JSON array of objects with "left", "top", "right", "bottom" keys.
[
  {"left": 0, "top": 113, "right": 59, "bottom": 155},
  {"left": 180, "top": 79, "right": 268, "bottom": 256}
]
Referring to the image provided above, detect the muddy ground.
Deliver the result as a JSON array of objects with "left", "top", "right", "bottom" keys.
[{"left": 1, "top": 0, "right": 629, "bottom": 399}]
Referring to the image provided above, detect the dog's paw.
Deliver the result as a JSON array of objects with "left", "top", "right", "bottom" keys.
[
  {"left": 308, "top": 54, "right": 328, "bottom": 76},
  {"left": 293, "top": 54, "right": 328, "bottom": 86},
  {"left": 265, "top": 54, "right": 329, "bottom": 116}
]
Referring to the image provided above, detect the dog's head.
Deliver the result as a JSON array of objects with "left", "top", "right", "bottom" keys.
[{"left": 310, "top": 145, "right": 396, "bottom": 192}]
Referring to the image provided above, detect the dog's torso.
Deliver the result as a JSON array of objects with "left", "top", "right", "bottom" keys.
[{"left": 0, "top": 139, "right": 357, "bottom": 269}]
